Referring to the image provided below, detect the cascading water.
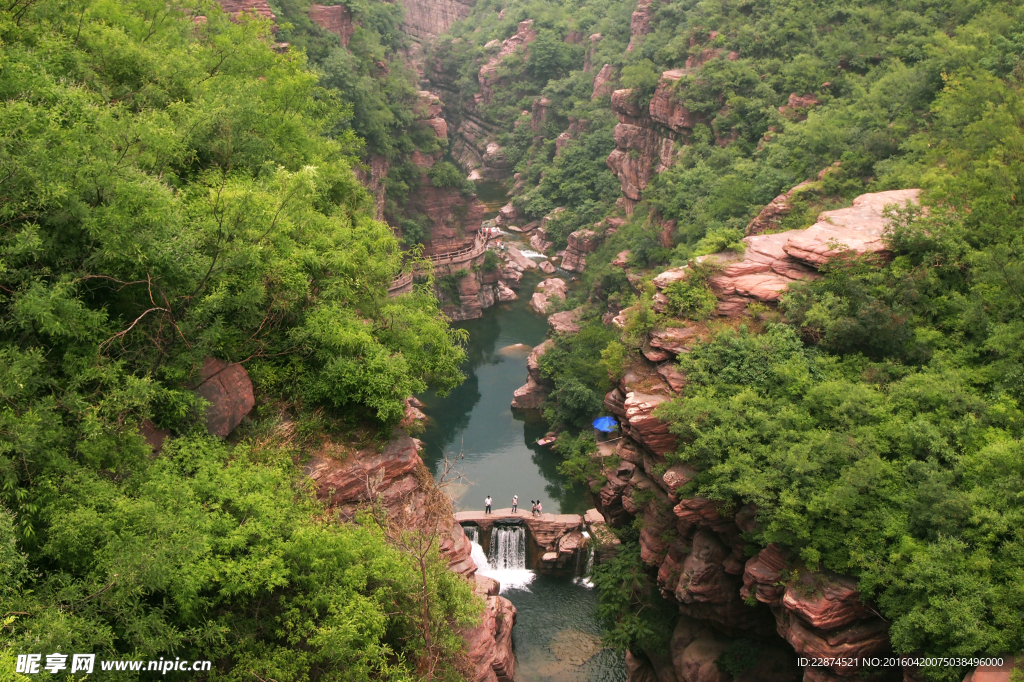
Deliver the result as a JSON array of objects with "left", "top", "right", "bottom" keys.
[
  {"left": 489, "top": 525, "right": 527, "bottom": 570},
  {"left": 573, "top": 531, "right": 595, "bottom": 588},
  {"left": 464, "top": 524, "right": 535, "bottom": 593}
]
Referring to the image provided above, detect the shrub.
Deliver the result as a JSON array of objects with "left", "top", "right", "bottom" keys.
[
  {"left": 663, "top": 278, "right": 717, "bottom": 320},
  {"left": 427, "top": 161, "right": 465, "bottom": 188},
  {"left": 437, "top": 269, "right": 469, "bottom": 305},
  {"left": 480, "top": 249, "right": 501, "bottom": 272}
]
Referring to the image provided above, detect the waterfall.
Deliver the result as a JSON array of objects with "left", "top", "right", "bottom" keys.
[
  {"left": 464, "top": 524, "right": 534, "bottom": 594},
  {"left": 573, "top": 531, "right": 595, "bottom": 588},
  {"left": 489, "top": 525, "right": 527, "bottom": 570}
]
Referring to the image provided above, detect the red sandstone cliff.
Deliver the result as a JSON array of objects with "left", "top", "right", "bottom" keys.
[
  {"left": 524, "top": 187, "right": 926, "bottom": 682},
  {"left": 306, "top": 432, "right": 516, "bottom": 682}
]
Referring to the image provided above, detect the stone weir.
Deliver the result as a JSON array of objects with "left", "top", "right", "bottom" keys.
[{"left": 456, "top": 509, "right": 587, "bottom": 573}]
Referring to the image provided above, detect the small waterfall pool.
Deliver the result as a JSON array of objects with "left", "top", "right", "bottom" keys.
[
  {"left": 417, "top": 240, "right": 625, "bottom": 680},
  {"left": 461, "top": 524, "right": 618, "bottom": 681},
  {"left": 466, "top": 525, "right": 535, "bottom": 593}
]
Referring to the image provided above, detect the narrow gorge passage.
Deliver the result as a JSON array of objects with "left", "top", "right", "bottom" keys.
[{"left": 417, "top": 212, "right": 625, "bottom": 681}]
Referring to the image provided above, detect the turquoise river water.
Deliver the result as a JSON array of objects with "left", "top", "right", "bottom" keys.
[{"left": 417, "top": 188, "right": 626, "bottom": 681}]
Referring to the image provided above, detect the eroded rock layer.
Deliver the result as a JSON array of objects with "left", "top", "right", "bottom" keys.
[{"left": 306, "top": 433, "right": 516, "bottom": 682}]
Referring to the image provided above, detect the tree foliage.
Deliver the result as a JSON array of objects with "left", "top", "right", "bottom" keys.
[{"left": 0, "top": 1, "right": 477, "bottom": 677}]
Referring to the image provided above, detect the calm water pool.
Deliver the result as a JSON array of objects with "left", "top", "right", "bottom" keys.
[{"left": 417, "top": 254, "right": 626, "bottom": 682}]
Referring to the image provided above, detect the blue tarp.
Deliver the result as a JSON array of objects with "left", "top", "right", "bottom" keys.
[{"left": 592, "top": 416, "right": 618, "bottom": 432}]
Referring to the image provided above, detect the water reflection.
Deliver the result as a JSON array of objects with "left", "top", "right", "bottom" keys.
[
  {"left": 417, "top": 271, "right": 588, "bottom": 514},
  {"left": 417, "top": 234, "right": 624, "bottom": 682}
]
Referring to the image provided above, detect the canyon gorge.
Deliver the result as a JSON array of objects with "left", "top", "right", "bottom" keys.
[{"left": 208, "top": 2, "right": 1022, "bottom": 682}]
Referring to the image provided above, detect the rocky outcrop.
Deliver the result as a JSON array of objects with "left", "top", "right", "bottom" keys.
[
  {"left": 627, "top": 0, "right": 654, "bottom": 52},
  {"left": 622, "top": 391, "right": 676, "bottom": 456},
  {"left": 649, "top": 326, "right": 700, "bottom": 356},
  {"left": 607, "top": 89, "right": 679, "bottom": 202},
  {"left": 308, "top": 4, "right": 353, "bottom": 46},
  {"left": 651, "top": 189, "right": 921, "bottom": 318},
  {"left": 584, "top": 33, "right": 602, "bottom": 71},
  {"left": 531, "top": 97, "right": 550, "bottom": 131},
  {"left": 195, "top": 357, "right": 255, "bottom": 438},
  {"left": 511, "top": 339, "right": 552, "bottom": 409},
  {"left": 745, "top": 180, "right": 815, "bottom": 235},
  {"left": 529, "top": 229, "right": 553, "bottom": 253},
  {"left": 649, "top": 70, "right": 704, "bottom": 134},
  {"left": 477, "top": 20, "right": 537, "bottom": 107},
  {"left": 561, "top": 229, "right": 602, "bottom": 272},
  {"left": 449, "top": 116, "right": 514, "bottom": 182},
  {"left": 306, "top": 433, "right": 516, "bottom": 682},
  {"left": 530, "top": 277, "right": 567, "bottom": 313},
  {"left": 496, "top": 282, "right": 517, "bottom": 301},
  {"left": 461, "top": 585, "right": 517, "bottom": 682},
  {"left": 216, "top": 0, "right": 275, "bottom": 22},
  {"left": 607, "top": 119, "right": 676, "bottom": 201},
  {"left": 505, "top": 244, "right": 538, "bottom": 271},
  {"left": 782, "top": 189, "right": 920, "bottom": 266},
  {"left": 592, "top": 63, "right": 616, "bottom": 100},
  {"left": 778, "top": 92, "right": 821, "bottom": 119},
  {"left": 416, "top": 89, "right": 448, "bottom": 141},
  {"left": 305, "top": 433, "right": 424, "bottom": 516},
  {"left": 397, "top": 0, "right": 475, "bottom": 42},
  {"left": 548, "top": 307, "right": 582, "bottom": 334}
]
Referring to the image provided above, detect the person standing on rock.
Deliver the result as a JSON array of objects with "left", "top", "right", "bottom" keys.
[
  {"left": 512, "top": 495, "right": 519, "bottom": 513},
  {"left": 536, "top": 500, "right": 542, "bottom": 515},
  {"left": 485, "top": 496, "right": 492, "bottom": 514}
]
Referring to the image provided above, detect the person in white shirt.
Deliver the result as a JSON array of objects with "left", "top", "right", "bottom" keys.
[
  {"left": 484, "top": 496, "right": 492, "bottom": 514},
  {"left": 512, "top": 495, "right": 518, "bottom": 513}
]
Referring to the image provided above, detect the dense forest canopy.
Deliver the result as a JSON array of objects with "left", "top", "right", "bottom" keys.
[
  {"left": 1, "top": 0, "right": 477, "bottom": 678},
  {"left": 425, "top": 0, "right": 1024, "bottom": 675},
  {"left": 3, "top": 0, "right": 1024, "bottom": 676}
]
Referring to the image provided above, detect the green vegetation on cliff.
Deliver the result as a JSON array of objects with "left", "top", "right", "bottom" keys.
[
  {"left": 428, "top": 0, "right": 1024, "bottom": 673},
  {"left": 0, "top": 0, "right": 476, "bottom": 678}
]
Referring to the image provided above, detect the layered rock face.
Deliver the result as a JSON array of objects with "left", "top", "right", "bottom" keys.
[
  {"left": 306, "top": 432, "right": 516, "bottom": 682},
  {"left": 442, "top": 20, "right": 536, "bottom": 182},
  {"left": 393, "top": 91, "right": 517, "bottom": 321},
  {"left": 397, "top": 0, "right": 475, "bottom": 42},
  {"left": 308, "top": 3, "right": 353, "bottom": 46},
  {"left": 592, "top": 63, "right": 616, "bottom": 100},
  {"left": 606, "top": 53, "right": 743, "bottom": 208},
  {"left": 216, "top": 0, "right": 276, "bottom": 22},
  {"left": 452, "top": 116, "right": 511, "bottom": 182},
  {"left": 561, "top": 228, "right": 603, "bottom": 272},
  {"left": 648, "top": 70, "right": 705, "bottom": 133},
  {"left": 477, "top": 20, "right": 537, "bottom": 106},
  {"left": 594, "top": 392, "right": 895, "bottom": 682},
  {"left": 651, "top": 188, "right": 921, "bottom": 318},
  {"left": 606, "top": 87, "right": 680, "bottom": 206},
  {"left": 627, "top": 0, "right": 654, "bottom": 52},
  {"left": 587, "top": 189, "right": 927, "bottom": 682},
  {"left": 745, "top": 180, "right": 815, "bottom": 235}
]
